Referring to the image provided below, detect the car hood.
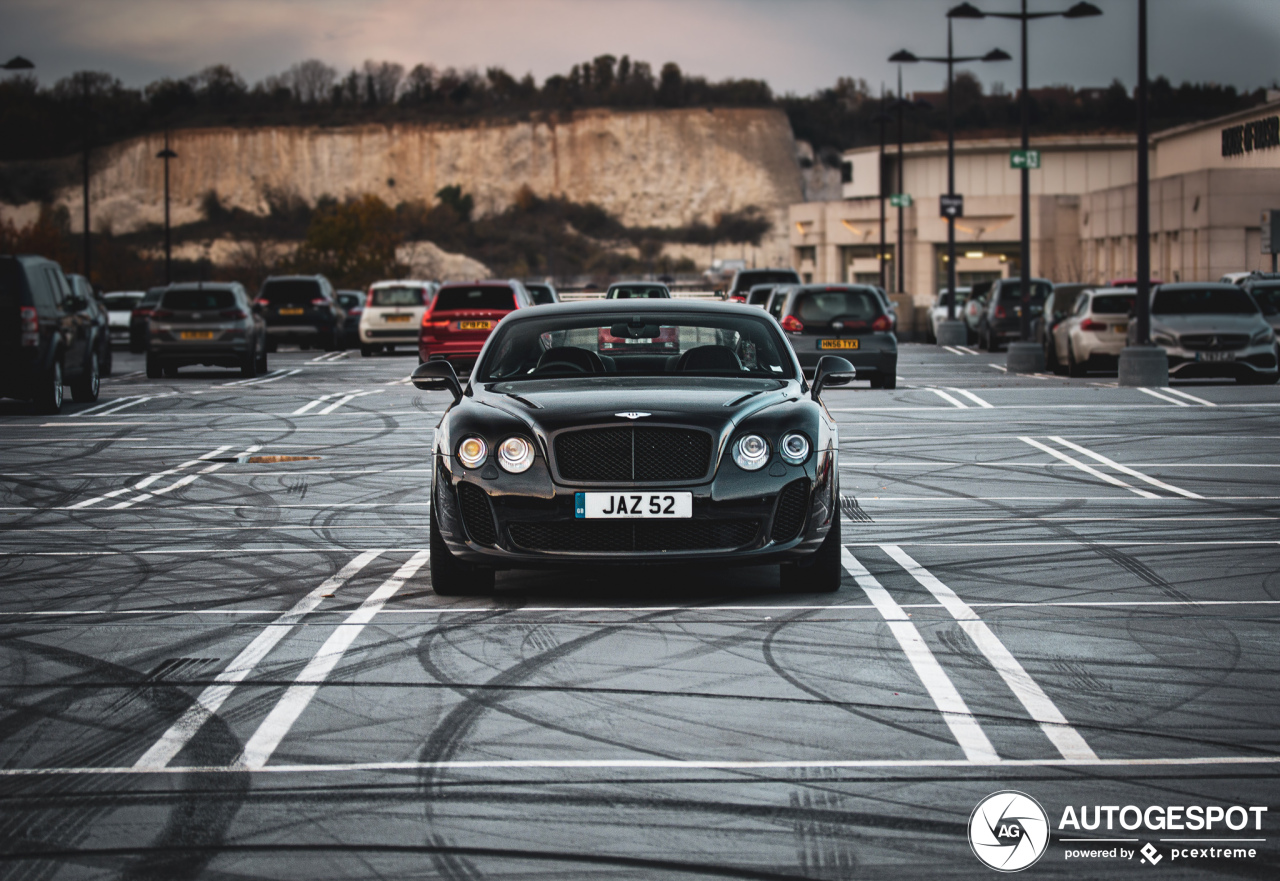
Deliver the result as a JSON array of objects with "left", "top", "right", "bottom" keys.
[
  {"left": 477, "top": 376, "right": 799, "bottom": 435},
  {"left": 1154, "top": 314, "right": 1267, "bottom": 335}
]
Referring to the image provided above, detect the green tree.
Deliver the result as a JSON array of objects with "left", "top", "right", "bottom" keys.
[{"left": 292, "top": 194, "right": 403, "bottom": 287}]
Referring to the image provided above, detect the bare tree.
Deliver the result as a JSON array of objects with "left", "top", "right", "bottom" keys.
[
  {"left": 291, "top": 59, "right": 337, "bottom": 103},
  {"left": 362, "top": 60, "right": 405, "bottom": 105}
]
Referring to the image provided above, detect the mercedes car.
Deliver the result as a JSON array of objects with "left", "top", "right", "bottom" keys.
[{"left": 411, "top": 299, "right": 855, "bottom": 595}]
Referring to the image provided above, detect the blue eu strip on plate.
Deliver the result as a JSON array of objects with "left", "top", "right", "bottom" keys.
[{"left": 575, "top": 492, "right": 585, "bottom": 519}]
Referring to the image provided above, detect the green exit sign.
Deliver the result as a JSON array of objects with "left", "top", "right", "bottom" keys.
[
  {"left": 889, "top": 193, "right": 913, "bottom": 208},
  {"left": 1010, "top": 149, "right": 1041, "bottom": 169}
]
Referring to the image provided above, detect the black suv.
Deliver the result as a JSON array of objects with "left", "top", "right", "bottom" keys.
[
  {"left": 977, "top": 277, "right": 1053, "bottom": 352},
  {"left": 1, "top": 255, "right": 101, "bottom": 412},
  {"left": 68, "top": 273, "right": 113, "bottom": 377},
  {"left": 256, "top": 275, "right": 342, "bottom": 351}
]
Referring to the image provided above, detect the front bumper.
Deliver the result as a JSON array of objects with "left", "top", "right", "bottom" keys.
[
  {"left": 433, "top": 452, "right": 838, "bottom": 569},
  {"left": 1166, "top": 344, "right": 1277, "bottom": 378}
]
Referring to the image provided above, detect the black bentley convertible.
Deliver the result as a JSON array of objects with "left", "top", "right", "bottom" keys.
[{"left": 412, "top": 299, "right": 855, "bottom": 594}]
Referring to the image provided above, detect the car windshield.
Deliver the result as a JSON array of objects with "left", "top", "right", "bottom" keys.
[
  {"left": 1152, "top": 288, "right": 1259, "bottom": 315},
  {"left": 260, "top": 279, "right": 322, "bottom": 305},
  {"left": 607, "top": 285, "right": 667, "bottom": 299},
  {"left": 162, "top": 289, "right": 236, "bottom": 310},
  {"left": 793, "top": 288, "right": 883, "bottom": 329},
  {"left": 103, "top": 293, "right": 142, "bottom": 310},
  {"left": 477, "top": 312, "right": 796, "bottom": 381},
  {"left": 747, "top": 287, "right": 773, "bottom": 305},
  {"left": 434, "top": 286, "right": 515, "bottom": 311},
  {"left": 1091, "top": 294, "right": 1135, "bottom": 314},
  {"left": 370, "top": 285, "right": 427, "bottom": 307},
  {"left": 1249, "top": 284, "right": 1280, "bottom": 315}
]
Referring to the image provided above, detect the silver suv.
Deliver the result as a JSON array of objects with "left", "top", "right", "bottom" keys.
[{"left": 146, "top": 282, "right": 267, "bottom": 378}]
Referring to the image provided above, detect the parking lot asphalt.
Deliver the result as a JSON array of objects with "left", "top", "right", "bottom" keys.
[{"left": 1, "top": 343, "right": 1278, "bottom": 879}]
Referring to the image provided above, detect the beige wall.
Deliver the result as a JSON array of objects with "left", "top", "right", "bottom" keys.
[{"left": 1155, "top": 100, "right": 1280, "bottom": 178}]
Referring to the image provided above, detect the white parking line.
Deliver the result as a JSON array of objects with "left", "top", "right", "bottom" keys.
[
  {"left": 91, "top": 396, "right": 157, "bottom": 416},
  {"left": 316, "top": 389, "right": 378, "bottom": 415},
  {"left": 108, "top": 445, "right": 258, "bottom": 509},
  {"left": 1163, "top": 387, "right": 1217, "bottom": 407},
  {"left": 1048, "top": 436, "right": 1204, "bottom": 499},
  {"left": 949, "top": 388, "right": 994, "bottom": 408},
  {"left": 132, "top": 549, "right": 386, "bottom": 769},
  {"left": 1019, "top": 437, "right": 1160, "bottom": 498},
  {"left": 841, "top": 549, "right": 999, "bottom": 763},
  {"left": 927, "top": 388, "right": 969, "bottom": 409},
  {"left": 1138, "top": 387, "right": 1191, "bottom": 407},
  {"left": 216, "top": 369, "right": 302, "bottom": 388},
  {"left": 987, "top": 363, "right": 1008, "bottom": 373},
  {"left": 956, "top": 346, "right": 979, "bottom": 355},
  {"left": 942, "top": 346, "right": 967, "bottom": 356},
  {"left": 291, "top": 394, "right": 335, "bottom": 415},
  {"left": 75, "top": 395, "right": 142, "bottom": 417},
  {"left": 67, "top": 445, "right": 234, "bottom": 509},
  {"left": 237, "top": 550, "right": 430, "bottom": 769},
  {"left": 880, "top": 545, "right": 1097, "bottom": 762},
  {"left": 310, "top": 351, "right": 349, "bottom": 363}
]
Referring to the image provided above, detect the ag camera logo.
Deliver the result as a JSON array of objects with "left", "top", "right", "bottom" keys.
[{"left": 969, "top": 790, "right": 1050, "bottom": 872}]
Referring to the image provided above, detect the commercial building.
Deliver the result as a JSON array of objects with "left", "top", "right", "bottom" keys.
[{"left": 789, "top": 97, "right": 1280, "bottom": 304}]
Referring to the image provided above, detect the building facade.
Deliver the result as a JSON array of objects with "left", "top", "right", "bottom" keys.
[{"left": 790, "top": 98, "right": 1280, "bottom": 305}]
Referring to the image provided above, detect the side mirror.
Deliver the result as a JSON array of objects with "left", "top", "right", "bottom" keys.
[
  {"left": 412, "top": 360, "right": 463, "bottom": 403},
  {"left": 811, "top": 355, "right": 856, "bottom": 400}
]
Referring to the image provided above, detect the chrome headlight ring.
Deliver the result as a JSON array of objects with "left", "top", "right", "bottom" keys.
[
  {"left": 497, "top": 436, "right": 535, "bottom": 473},
  {"left": 457, "top": 436, "right": 488, "bottom": 469},
  {"left": 733, "top": 434, "right": 770, "bottom": 471},
  {"left": 779, "top": 431, "right": 811, "bottom": 465}
]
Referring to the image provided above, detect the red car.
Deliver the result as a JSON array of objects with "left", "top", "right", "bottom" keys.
[
  {"left": 597, "top": 323, "right": 679, "bottom": 355},
  {"left": 419, "top": 280, "right": 535, "bottom": 369}
]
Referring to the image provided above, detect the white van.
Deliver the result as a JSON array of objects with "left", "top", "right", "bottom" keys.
[{"left": 359, "top": 280, "right": 437, "bottom": 355}]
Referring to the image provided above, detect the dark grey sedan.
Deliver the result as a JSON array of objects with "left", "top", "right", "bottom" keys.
[{"left": 771, "top": 284, "right": 897, "bottom": 388}]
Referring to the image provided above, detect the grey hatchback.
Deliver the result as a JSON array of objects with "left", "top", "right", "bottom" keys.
[
  {"left": 773, "top": 284, "right": 897, "bottom": 388},
  {"left": 146, "top": 283, "right": 267, "bottom": 378}
]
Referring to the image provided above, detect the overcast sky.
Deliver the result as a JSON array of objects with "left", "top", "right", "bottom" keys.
[{"left": 5, "top": 0, "right": 1279, "bottom": 98}]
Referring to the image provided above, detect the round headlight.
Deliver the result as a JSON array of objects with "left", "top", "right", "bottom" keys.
[
  {"left": 733, "top": 434, "right": 770, "bottom": 471},
  {"left": 497, "top": 436, "right": 534, "bottom": 473},
  {"left": 457, "top": 436, "right": 487, "bottom": 469},
  {"left": 779, "top": 431, "right": 811, "bottom": 465}
]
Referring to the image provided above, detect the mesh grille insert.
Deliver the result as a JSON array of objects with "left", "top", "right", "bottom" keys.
[
  {"left": 457, "top": 483, "right": 497, "bottom": 546},
  {"left": 1180, "top": 333, "right": 1249, "bottom": 351},
  {"left": 553, "top": 427, "right": 712, "bottom": 482},
  {"left": 771, "top": 479, "right": 810, "bottom": 542},
  {"left": 509, "top": 519, "right": 758, "bottom": 553}
]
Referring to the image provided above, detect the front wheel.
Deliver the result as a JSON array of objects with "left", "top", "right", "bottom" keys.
[
  {"left": 71, "top": 351, "right": 100, "bottom": 403},
  {"left": 780, "top": 513, "right": 842, "bottom": 593},
  {"left": 881, "top": 372, "right": 897, "bottom": 390},
  {"left": 360, "top": 346, "right": 373, "bottom": 357},
  {"left": 101, "top": 341, "right": 113, "bottom": 377},
  {"left": 264, "top": 337, "right": 278, "bottom": 353},
  {"left": 33, "top": 358, "right": 64, "bottom": 414},
  {"left": 429, "top": 493, "right": 495, "bottom": 596},
  {"left": 146, "top": 353, "right": 162, "bottom": 379}
]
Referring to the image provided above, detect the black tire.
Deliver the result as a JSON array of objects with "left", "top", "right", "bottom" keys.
[
  {"left": 163, "top": 363, "right": 179, "bottom": 378},
  {"left": 71, "top": 351, "right": 100, "bottom": 403},
  {"left": 145, "top": 353, "right": 162, "bottom": 379},
  {"left": 265, "top": 337, "right": 278, "bottom": 353},
  {"left": 360, "top": 346, "right": 373, "bottom": 357},
  {"left": 983, "top": 327, "right": 999, "bottom": 353},
  {"left": 240, "top": 344, "right": 258, "bottom": 378},
  {"left": 429, "top": 492, "right": 495, "bottom": 596},
  {"left": 256, "top": 345, "right": 268, "bottom": 374},
  {"left": 1046, "top": 339, "right": 1064, "bottom": 375},
  {"left": 1067, "top": 343, "right": 1086, "bottom": 378},
  {"left": 881, "top": 372, "right": 897, "bottom": 390},
  {"left": 32, "top": 358, "right": 64, "bottom": 414},
  {"left": 780, "top": 512, "right": 842, "bottom": 593},
  {"left": 299, "top": 341, "right": 311, "bottom": 351},
  {"left": 100, "top": 340, "right": 113, "bottom": 377},
  {"left": 867, "top": 374, "right": 882, "bottom": 389}
]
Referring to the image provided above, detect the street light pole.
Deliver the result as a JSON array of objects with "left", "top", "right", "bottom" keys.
[
  {"left": 896, "top": 65, "right": 905, "bottom": 295},
  {"left": 81, "top": 72, "right": 91, "bottom": 282},
  {"left": 889, "top": 33, "right": 1008, "bottom": 346},
  {"left": 949, "top": 1, "right": 1101, "bottom": 371},
  {"left": 156, "top": 132, "right": 178, "bottom": 285},
  {"left": 1117, "top": 0, "right": 1167, "bottom": 386},
  {"left": 879, "top": 83, "right": 888, "bottom": 291}
]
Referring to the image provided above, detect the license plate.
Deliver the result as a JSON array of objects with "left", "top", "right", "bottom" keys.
[
  {"left": 179, "top": 331, "right": 215, "bottom": 340},
  {"left": 1197, "top": 351, "right": 1236, "bottom": 362},
  {"left": 459, "top": 320, "right": 493, "bottom": 331},
  {"left": 820, "top": 339, "right": 859, "bottom": 349},
  {"left": 575, "top": 491, "right": 692, "bottom": 519},
  {"left": 279, "top": 307, "right": 304, "bottom": 316},
  {"left": 1111, "top": 324, "right": 1128, "bottom": 333},
  {"left": 385, "top": 314, "right": 411, "bottom": 323}
]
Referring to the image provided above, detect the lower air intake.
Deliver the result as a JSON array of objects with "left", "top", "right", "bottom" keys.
[
  {"left": 509, "top": 519, "right": 759, "bottom": 553},
  {"left": 770, "top": 479, "right": 810, "bottom": 542},
  {"left": 457, "top": 483, "right": 497, "bottom": 546}
]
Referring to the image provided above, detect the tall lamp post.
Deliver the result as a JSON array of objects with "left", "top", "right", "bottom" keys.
[
  {"left": 876, "top": 84, "right": 889, "bottom": 291},
  {"left": 80, "top": 72, "right": 93, "bottom": 282},
  {"left": 889, "top": 32, "right": 1009, "bottom": 348},
  {"left": 949, "top": 1, "right": 1101, "bottom": 372},
  {"left": 156, "top": 132, "right": 178, "bottom": 284}
]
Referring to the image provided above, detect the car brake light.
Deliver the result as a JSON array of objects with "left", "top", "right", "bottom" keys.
[
  {"left": 311, "top": 297, "right": 329, "bottom": 307},
  {"left": 20, "top": 306, "right": 38, "bottom": 346},
  {"left": 365, "top": 289, "right": 375, "bottom": 308},
  {"left": 132, "top": 308, "right": 153, "bottom": 318},
  {"left": 1080, "top": 318, "right": 1107, "bottom": 331},
  {"left": 994, "top": 305, "right": 1007, "bottom": 319},
  {"left": 872, "top": 314, "right": 892, "bottom": 332},
  {"left": 220, "top": 308, "right": 248, "bottom": 320},
  {"left": 152, "top": 309, "right": 174, "bottom": 320},
  {"left": 730, "top": 295, "right": 746, "bottom": 303},
  {"left": 255, "top": 298, "right": 269, "bottom": 305},
  {"left": 781, "top": 315, "right": 804, "bottom": 332}
]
